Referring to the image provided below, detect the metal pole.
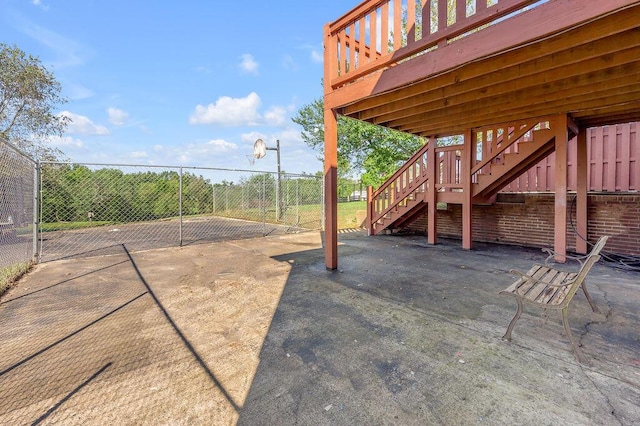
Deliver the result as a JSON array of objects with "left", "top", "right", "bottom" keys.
[
  {"left": 38, "top": 162, "right": 43, "bottom": 260},
  {"left": 321, "top": 176, "right": 325, "bottom": 231},
  {"left": 179, "top": 167, "right": 183, "bottom": 246},
  {"left": 276, "top": 139, "right": 282, "bottom": 222},
  {"left": 33, "top": 162, "right": 38, "bottom": 262}
]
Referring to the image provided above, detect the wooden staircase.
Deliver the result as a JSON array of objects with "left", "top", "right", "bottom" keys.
[
  {"left": 368, "top": 141, "right": 430, "bottom": 235},
  {"left": 472, "top": 127, "right": 557, "bottom": 199},
  {"left": 368, "top": 118, "right": 565, "bottom": 235}
]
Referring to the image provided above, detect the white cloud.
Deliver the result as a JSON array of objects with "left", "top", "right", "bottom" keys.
[
  {"left": 277, "top": 127, "right": 304, "bottom": 143},
  {"left": 263, "top": 106, "right": 287, "bottom": 126},
  {"left": 107, "top": 107, "right": 130, "bottom": 126},
  {"left": 46, "top": 135, "right": 84, "bottom": 148},
  {"left": 150, "top": 138, "right": 239, "bottom": 166},
  {"left": 299, "top": 42, "right": 323, "bottom": 64},
  {"left": 206, "top": 139, "right": 238, "bottom": 152},
  {"left": 59, "top": 111, "right": 109, "bottom": 135},
  {"left": 241, "top": 131, "right": 266, "bottom": 144},
  {"left": 239, "top": 54, "right": 259, "bottom": 74},
  {"left": 31, "top": 0, "right": 49, "bottom": 10},
  {"left": 190, "top": 92, "right": 262, "bottom": 126},
  {"left": 21, "top": 22, "right": 86, "bottom": 69},
  {"left": 311, "top": 49, "right": 323, "bottom": 63},
  {"left": 65, "top": 83, "right": 94, "bottom": 101}
]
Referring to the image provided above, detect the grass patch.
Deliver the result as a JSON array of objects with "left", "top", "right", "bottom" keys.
[
  {"left": 338, "top": 200, "right": 367, "bottom": 229},
  {"left": 0, "top": 262, "right": 32, "bottom": 298}
]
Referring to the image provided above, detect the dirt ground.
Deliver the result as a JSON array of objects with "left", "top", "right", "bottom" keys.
[{"left": 0, "top": 230, "right": 639, "bottom": 425}]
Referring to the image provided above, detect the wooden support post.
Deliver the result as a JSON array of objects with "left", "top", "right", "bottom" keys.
[
  {"left": 324, "top": 23, "right": 338, "bottom": 270},
  {"left": 462, "top": 129, "right": 473, "bottom": 250},
  {"left": 554, "top": 114, "right": 568, "bottom": 262},
  {"left": 324, "top": 107, "right": 338, "bottom": 270},
  {"left": 427, "top": 136, "right": 437, "bottom": 245},
  {"left": 576, "top": 127, "right": 588, "bottom": 254}
]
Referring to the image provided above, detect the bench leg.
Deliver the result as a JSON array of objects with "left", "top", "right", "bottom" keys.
[
  {"left": 562, "top": 307, "right": 589, "bottom": 365},
  {"left": 581, "top": 282, "right": 600, "bottom": 314},
  {"left": 502, "top": 299, "right": 523, "bottom": 341}
]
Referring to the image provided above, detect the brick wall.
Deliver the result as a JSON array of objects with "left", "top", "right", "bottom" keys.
[{"left": 405, "top": 193, "right": 640, "bottom": 256}]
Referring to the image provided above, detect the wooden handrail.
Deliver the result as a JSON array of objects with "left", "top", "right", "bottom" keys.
[
  {"left": 371, "top": 140, "right": 429, "bottom": 199},
  {"left": 369, "top": 140, "right": 430, "bottom": 224},
  {"left": 471, "top": 119, "right": 551, "bottom": 176}
]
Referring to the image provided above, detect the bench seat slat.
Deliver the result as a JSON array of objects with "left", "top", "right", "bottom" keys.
[
  {"left": 528, "top": 268, "right": 562, "bottom": 302},
  {"left": 505, "top": 265, "right": 549, "bottom": 296},
  {"left": 537, "top": 271, "right": 571, "bottom": 304}
]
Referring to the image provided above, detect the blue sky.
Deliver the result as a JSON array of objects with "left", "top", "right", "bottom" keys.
[{"left": 1, "top": 0, "right": 358, "bottom": 174}]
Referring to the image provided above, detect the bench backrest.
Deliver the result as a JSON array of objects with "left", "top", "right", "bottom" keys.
[
  {"left": 561, "top": 236, "right": 609, "bottom": 307},
  {"left": 588, "top": 235, "right": 609, "bottom": 258}
]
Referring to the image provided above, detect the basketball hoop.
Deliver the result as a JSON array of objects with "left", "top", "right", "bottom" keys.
[
  {"left": 253, "top": 138, "right": 267, "bottom": 159},
  {"left": 246, "top": 154, "right": 255, "bottom": 166}
]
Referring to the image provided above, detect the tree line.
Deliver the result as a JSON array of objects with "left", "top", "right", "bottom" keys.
[{"left": 40, "top": 164, "right": 322, "bottom": 224}]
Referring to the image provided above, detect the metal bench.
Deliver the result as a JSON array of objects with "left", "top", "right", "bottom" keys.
[{"left": 499, "top": 235, "right": 609, "bottom": 364}]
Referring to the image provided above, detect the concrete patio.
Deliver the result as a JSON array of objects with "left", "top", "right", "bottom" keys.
[{"left": 0, "top": 230, "right": 638, "bottom": 425}]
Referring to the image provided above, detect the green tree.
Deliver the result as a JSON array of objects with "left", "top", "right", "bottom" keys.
[
  {"left": 0, "top": 43, "right": 69, "bottom": 160},
  {"left": 292, "top": 95, "right": 424, "bottom": 188}
]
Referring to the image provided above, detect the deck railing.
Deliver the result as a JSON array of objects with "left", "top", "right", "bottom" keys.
[
  {"left": 368, "top": 140, "right": 430, "bottom": 226},
  {"left": 471, "top": 119, "right": 549, "bottom": 182},
  {"left": 368, "top": 140, "right": 465, "bottom": 228},
  {"left": 326, "top": 0, "right": 541, "bottom": 89}
]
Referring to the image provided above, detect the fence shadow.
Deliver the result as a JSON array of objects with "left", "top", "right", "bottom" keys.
[{"left": 0, "top": 243, "right": 242, "bottom": 423}]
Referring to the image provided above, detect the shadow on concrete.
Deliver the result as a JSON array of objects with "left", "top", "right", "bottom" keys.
[
  {"left": 1, "top": 231, "right": 638, "bottom": 425},
  {"left": 238, "top": 232, "right": 640, "bottom": 425},
  {"left": 0, "top": 243, "right": 243, "bottom": 424},
  {"left": 123, "top": 244, "right": 241, "bottom": 412}
]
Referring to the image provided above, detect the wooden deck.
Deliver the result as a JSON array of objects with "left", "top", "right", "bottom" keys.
[
  {"left": 322, "top": 0, "right": 640, "bottom": 269},
  {"left": 325, "top": 0, "right": 640, "bottom": 134}
]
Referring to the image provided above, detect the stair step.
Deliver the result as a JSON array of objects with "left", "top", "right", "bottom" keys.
[{"left": 473, "top": 127, "right": 556, "bottom": 197}]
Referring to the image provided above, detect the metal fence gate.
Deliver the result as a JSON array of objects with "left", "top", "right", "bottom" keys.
[{"left": 38, "top": 162, "right": 324, "bottom": 262}]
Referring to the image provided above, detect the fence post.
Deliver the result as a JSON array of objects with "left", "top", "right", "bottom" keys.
[
  {"left": 179, "top": 167, "right": 183, "bottom": 247},
  {"left": 321, "top": 178, "right": 325, "bottom": 231},
  {"left": 33, "top": 162, "right": 39, "bottom": 262},
  {"left": 262, "top": 173, "right": 266, "bottom": 235},
  {"left": 38, "top": 162, "right": 43, "bottom": 260}
]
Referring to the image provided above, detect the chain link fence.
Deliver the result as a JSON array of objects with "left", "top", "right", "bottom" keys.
[
  {"left": 0, "top": 139, "right": 37, "bottom": 293},
  {"left": 1, "top": 148, "right": 324, "bottom": 423},
  {"left": 39, "top": 162, "right": 323, "bottom": 262}
]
